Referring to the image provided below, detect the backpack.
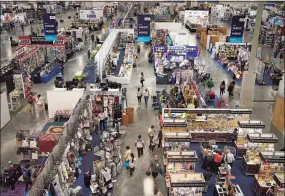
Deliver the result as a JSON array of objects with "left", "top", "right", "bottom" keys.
[{"left": 28, "top": 96, "right": 34, "bottom": 104}]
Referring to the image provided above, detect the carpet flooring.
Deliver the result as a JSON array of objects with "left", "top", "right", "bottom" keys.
[
  {"left": 190, "top": 143, "right": 255, "bottom": 196},
  {"left": 83, "top": 61, "right": 98, "bottom": 83},
  {"left": 112, "top": 49, "right": 125, "bottom": 76},
  {"left": 75, "top": 131, "right": 101, "bottom": 195}
]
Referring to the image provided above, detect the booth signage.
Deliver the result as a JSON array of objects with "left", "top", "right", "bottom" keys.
[
  {"left": 171, "top": 182, "right": 206, "bottom": 187},
  {"left": 229, "top": 109, "right": 252, "bottom": 114},
  {"left": 137, "top": 15, "right": 151, "bottom": 43},
  {"left": 273, "top": 175, "right": 285, "bottom": 188},
  {"left": 184, "top": 10, "right": 209, "bottom": 25},
  {"left": 163, "top": 123, "right": 187, "bottom": 128},
  {"left": 153, "top": 46, "right": 168, "bottom": 53},
  {"left": 238, "top": 122, "right": 265, "bottom": 129},
  {"left": 247, "top": 135, "right": 278, "bottom": 144},
  {"left": 15, "top": 46, "right": 26, "bottom": 57},
  {"left": 165, "top": 138, "right": 191, "bottom": 142},
  {"left": 80, "top": 9, "right": 104, "bottom": 20},
  {"left": 43, "top": 13, "right": 57, "bottom": 41},
  {"left": 18, "top": 36, "right": 31, "bottom": 46},
  {"left": 259, "top": 152, "right": 285, "bottom": 163},
  {"left": 168, "top": 157, "right": 197, "bottom": 162},
  {"left": 154, "top": 15, "right": 170, "bottom": 20},
  {"left": 230, "top": 15, "right": 245, "bottom": 43}
]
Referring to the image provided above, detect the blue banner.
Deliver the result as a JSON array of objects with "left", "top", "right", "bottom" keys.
[
  {"left": 137, "top": 15, "right": 151, "bottom": 43},
  {"left": 230, "top": 15, "right": 245, "bottom": 43},
  {"left": 154, "top": 15, "right": 170, "bottom": 20},
  {"left": 43, "top": 13, "right": 57, "bottom": 41}
]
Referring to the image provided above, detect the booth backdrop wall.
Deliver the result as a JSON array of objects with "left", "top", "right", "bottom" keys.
[
  {"left": 1, "top": 91, "right": 11, "bottom": 129},
  {"left": 154, "top": 22, "right": 182, "bottom": 32},
  {"left": 214, "top": 42, "right": 249, "bottom": 56},
  {"left": 47, "top": 89, "right": 84, "bottom": 118},
  {"left": 169, "top": 32, "right": 190, "bottom": 46}
]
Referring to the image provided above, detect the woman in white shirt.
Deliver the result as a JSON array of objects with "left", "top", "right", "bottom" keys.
[
  {"left": 36, "top": 94, "right": 44, "bottom": 113},
  {"left": 144, "top": 88, "right": 150, "bottom": 107}
]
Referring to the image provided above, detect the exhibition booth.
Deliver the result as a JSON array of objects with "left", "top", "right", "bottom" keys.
[
  {"left": 184, "top": 10, "right": 209, "bottom": 32},
  {"left": 16, "top": 88, "right": 127, "bottom": 196}
]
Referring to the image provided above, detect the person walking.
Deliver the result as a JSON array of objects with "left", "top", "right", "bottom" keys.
[
  {"left": 157, "top": 128, "right": 162, "bottom": 148},
  {"left": 124, "top": 146, "right": 132, "bottom": 169},
  {"left": 98, "top": 111, "right": 106, "bottom": 131},
  {"left": 224, "top": 148, "right": 235, "bottom": 168},
  {"left": 87, "top": 49, "right": 91, "bottom": 60},
  {"left": 227, "top": 81, "right": 235, "bottom": 97},
  {"left": 135, "top": 135, "right": 144, "bottom": 158},
  {"left": 220, "top": 81, "right": 226, "bottom": 96},
  {"left": 137, "top": 45, "right": 140, "bottom": 54},
  {"left": 27, "top": 93, "right": 35, "bottom": 114},
  {"left": 147, "top": 154, "right": 163, "bottom": 195},
  {"left": 91, "top": 34, "right": 94, "bottom": 43},
  {"left": 148, "top": 125, "right": 155, "bottom": 148},
  {"left": 203, "top": 167, "right": 212, "bottom": 192},
  {"left": 140, "top": 72, "right": 144, "bottom": 87},
  {"left": 137, "top": 88, "right": 142, "bottom": 105},
  {"left": 129, "top": 153, "right": 136, "bottom": 176},
  {"left": 144, "top": 88, "right": 150, "bottom": 107},
  {"left": 36, "top": 94, "right": 44, "bottom": 114},
  {"left": 60, "top": 64, "right": 64, "bottom": 76},
  {"left": 149, "top": 136, "right": 156, "bottom": 152},
  {"left": 96, "top": 36, "right": 100, "bottom": 45}
]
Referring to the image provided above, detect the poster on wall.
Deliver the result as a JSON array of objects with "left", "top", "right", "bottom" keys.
[
  {"left": 184, "top": 10, "right": 209, "bottom": 25},
  {"left": 137, "top": 15, "right": 151, "bottom": 43},
  {"left": 229, "top": 15, "right": 245, "bottom": 43},
  {"left": 79, "top": 9, "right": 103, "bottom": 20}
]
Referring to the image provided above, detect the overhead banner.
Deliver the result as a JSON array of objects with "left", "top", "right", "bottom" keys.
[
  {"left": 79, "top": 9, "right": 103, "bottom": 20},
  {"left": 18, "top": 36, "right": 64, "bottom": 47},
  {"left": 230, "top": 15, "right": 245, "bottom": 43},
  {"left": 137, "top": 15, "right": 151, "bottom": 43},
  {"left": 43, "top": 13, "right": 57, "bottom": 41},
  {"left": 184, "top": 10, "right": 209, "bottom": 25}
]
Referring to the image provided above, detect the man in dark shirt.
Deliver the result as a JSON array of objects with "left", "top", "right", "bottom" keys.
[{"left": 148, "top": 154, "right": 162, "bottom": 179}]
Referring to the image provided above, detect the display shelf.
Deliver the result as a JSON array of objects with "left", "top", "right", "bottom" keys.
[
  {"left": 274, "top": 173, "right": 285, "bottom": 196},
  {"left": 241, "top": 156, "right": 260, "bottom": 176},
  {"left": 167, "top": 173, "right": 206, "bottom": 196},
  {"left": 235, "top": 120, "right": 265, "bottom": 158},
  {"left": 214, "top": 176, "right": 245, "bottom": 196},
  {"left": 166, "top": 151, "right": 198, "bottom": 173}
]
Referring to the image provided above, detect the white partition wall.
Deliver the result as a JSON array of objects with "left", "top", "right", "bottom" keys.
[
  {"left": 1, "top": 91, "right": 11, "bottom": 129},
  {"left": 47, "top": 89, "right": 84, "bottom": 118},
  {"left": 154, "top": 22, "right": 183, "bottom": 32}
]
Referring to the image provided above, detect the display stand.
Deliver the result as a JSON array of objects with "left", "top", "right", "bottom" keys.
[
  {"left": 166, "top": 173, "right": 206, "bottom": 196},
  {"left": 242, "top": 133, "right": 278, "bottom": 176},
  {"left": 1, "top": 91, "right": 11, "bottom": 129},
  {"left": 253, "top": 151, "right": 285, "bottom": 196},
  {"left": 162, "top": 108, "right": 252, "bottom": 143},
  {"left": 214, "top": 176, "right": 245, "bottom": 196},
  {"left": 273, "top": 173, "right": 285, "bottom": 196},
  {"left": 163, "top": 132, "right": 191, "bottom": 153},
  {"left": 166, "top": 151, "right": 197, "bottom": 173},
  {"left": 235, "top": 120, "right": 265, "bottom": 158}
]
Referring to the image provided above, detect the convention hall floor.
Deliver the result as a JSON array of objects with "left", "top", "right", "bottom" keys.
[{"left": 0, "top": 9, "right": 283, "bottom": 196}]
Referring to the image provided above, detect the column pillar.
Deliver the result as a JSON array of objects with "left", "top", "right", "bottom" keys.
[{"left": 239, "top": 2, "right": 264, "bottom": 107}]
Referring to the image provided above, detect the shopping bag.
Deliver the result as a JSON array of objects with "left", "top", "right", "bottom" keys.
[
  {"left": 159, "top": 169, "right": 165, "bottom": 176},
  {"left": 123, "top": 160, "right": 129, "bottom": 169},
  {"left": 146, "top": 171, "right": 151, "bottom": 176}
]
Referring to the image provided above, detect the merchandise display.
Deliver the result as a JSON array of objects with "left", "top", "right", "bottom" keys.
[
  {"left": 163, "top": 132, "right": 192, "bottom": 152},
  {"left": 242, "top": 133, "right": 278, "bottom": 176},
  {"left": 235, "top": 120, "right": 265, "bottom": 158},
  {"left": 214, "top": 176, "right": 245, "bottom": 196},
  {"left": 166, "top": 151, "right": 197, "bottom": 173},
  {"left": 166, "top": 173, "right": 206, "bottom": 196},
  {"left": 273, "top": 173, "right": 285, "bottom": 196},
  {"left": 253, "top": 151, "right": 285, "bottom": 196},
  {"left": 163, "top": 108, "right": 251, "bottom": 142}
]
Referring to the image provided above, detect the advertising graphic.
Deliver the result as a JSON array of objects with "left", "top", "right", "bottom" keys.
[
  {"left": 230, "top": 15, "right": 245, "bottom": 43},
  {"left": 137, "top": 15, "right": 151, "bottom": 42}
]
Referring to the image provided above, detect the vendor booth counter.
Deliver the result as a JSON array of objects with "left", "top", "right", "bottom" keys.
[
  {"left": 166, "top": 173, "right": 206, "bottom": 196},
  {"left": 241, "top": 133, "right": 278, "bottom": 176},
  {"left": 253, "top": 151, "right": 285, "bottom": 196},
  {"left": 162, "top": 108, "right": 252, "bottom": 143}
]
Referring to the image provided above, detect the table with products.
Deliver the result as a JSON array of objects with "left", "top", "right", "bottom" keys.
[
  {"left": 242, "top": 133, "right": 278, "bottom": 176},
  {"left": 166, "top": 151, "right": 198, "bottom": 173},
  {"left": 166, "top": 173, "right": 206, "bottom": 196},
  {"left": 163, "top": 132, "right": 191, "bottom": 153},
  {"left": 253, "top": 151, "right": 285, "bottom": 195},
  {"left": 273, "top": 173, "right": 285, "bottom": 196},
  {"left": 214, "top": 176, "right": 245, "bottom": 196},
  {"left": 40, "top": 65, "right": 61, "bottom": 83},
  {"left": 162, "top": 108, "right": 252, "bottom": 142},
  {"left": 235, "top": 120, "right": 265, "bottom": 158}
]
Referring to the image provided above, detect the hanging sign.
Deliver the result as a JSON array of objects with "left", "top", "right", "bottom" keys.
[
  {"left": 15, "top": 46, "right": 27, "bottom": 57},
  {"left": 163, "top": 123, "right": 187, "bottom": 128},
  {"left": 43, "top": 13, "right": 57, "bottom": 41},
  {"left": 247, "top": 135, "right": 278, "bottom": 144},
  {"left": 230, "top": 15, "right": 245, "bottom": 43},
  {"left": 168, "top": 157, "right": 197, "bottom": 162},
  {"left": 79, "top": 9, "right": 104, "bottom": 20},
  {"left": 137, "top": 15, "right": 151, "bottom": 43},
  {"left": 18, "top": 36, "right": 31, "bottom": 46},
  {"left": 184, "top": 10, "right": 209, "bottom": 25}
]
